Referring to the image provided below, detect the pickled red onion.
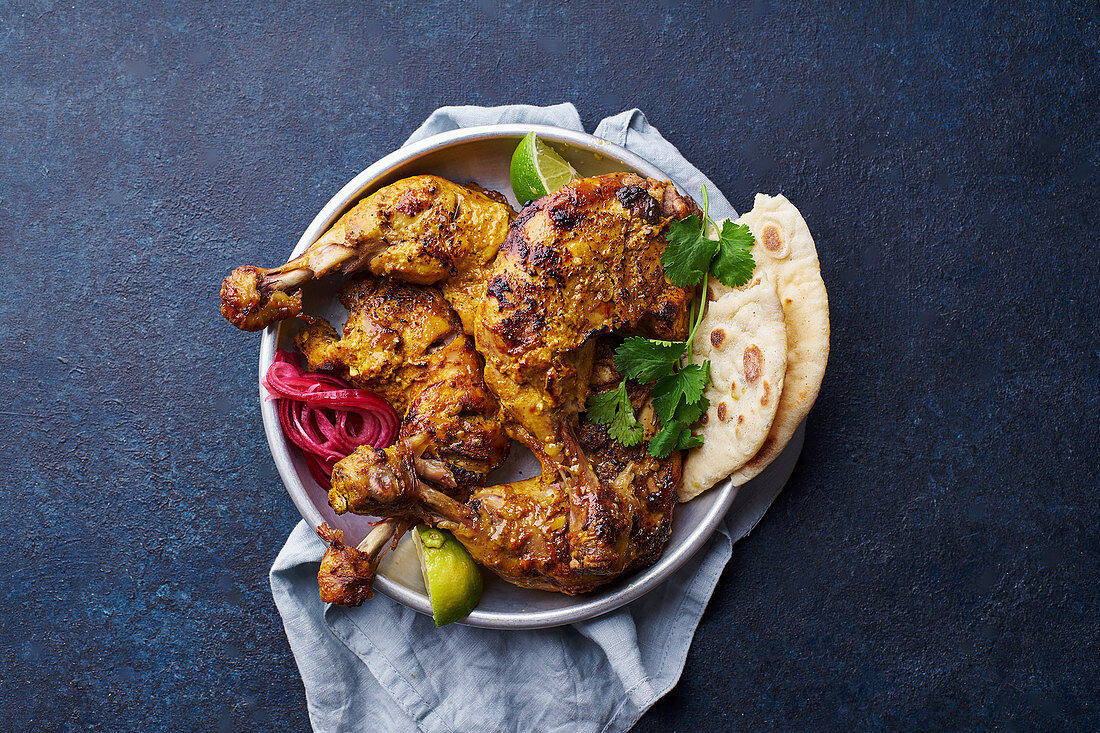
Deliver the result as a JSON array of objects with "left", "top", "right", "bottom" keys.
[{"left": 263, "top": 349, "right": 399, "bottom": 489}]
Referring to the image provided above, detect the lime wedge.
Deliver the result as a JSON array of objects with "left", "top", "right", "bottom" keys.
[
  {"left": 510, "top": 131, "right": 578, "bottom": 205},
  {"left": 412, "top": 524, "right": 483, "bottom": 627}
]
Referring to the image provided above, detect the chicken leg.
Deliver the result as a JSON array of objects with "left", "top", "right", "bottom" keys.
[
  {"left": 220, "top": 175, "right": 512, "bottom": 332},
  {"left": 474, "top": 173, "right": 696, "bottom": 573},
  {"left": 301, "top": 275, "right": 510, "bottom": 605},
  {"left": 329, "top": 336, "right": 682, "bottom": 594}
]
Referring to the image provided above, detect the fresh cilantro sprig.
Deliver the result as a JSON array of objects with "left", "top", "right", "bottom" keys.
[
  {"left": 635, "top": 288, "right": 713, "bottom": 457},
  {"left": 661, "top": 216, "right": 719, "bottom": 287},
  {"left": 586, "top": 186, "right": 758, "bottom": 459},
  {"left": 613, "top": 337, "right": 685, "bottom": 383},
  {"left": 653, "top": 362, "right": 709, "bottom": 425},
  {"left": 648, "top": 414, "right": 705, "bottom": 457},
  {"left": 661, "top": 187, "right": 756, "bottom": 290},
  {"left": 711, "top": 220, "right": 756, "bottom": 288},
  {"left": 587, "top": 327, "right": 706, "bottom": 457}
]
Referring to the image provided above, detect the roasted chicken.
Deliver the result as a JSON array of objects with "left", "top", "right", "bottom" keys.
[
  {"left": 329, "top": 336, "right": 681, "bottom": 594},
  {"left": 220, "top": 175, "right": 512, "bottom": 332},
  {"left": 328, "top": 173, "right": 698, "bottom": 593},
  {"left": 298, "top": 275, "right": 510, "bottom": 604},
  {"left": 474, "top": 173, "right": 695, "bottom": 573},
  {"left": 221, "top": 168, "right": 700, "bottom": 599},
  {"left": 296, "top": 275, "right": 509, "bottom": 489}
]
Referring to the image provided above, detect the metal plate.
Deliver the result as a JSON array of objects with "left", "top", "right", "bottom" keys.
[{"left": 258, "top": 124, "right": 800, "bottom": 629}]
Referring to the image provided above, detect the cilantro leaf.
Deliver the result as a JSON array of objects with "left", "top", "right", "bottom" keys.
[
  {"left": 677, "top": 429, "right": 704, "bottom": 451},
  {"left": 652, "top": 361, "right": 711, "bottom": 424},
  {"left": 585, "top": 380, "right": 643, "bottom": 447},
  {"left": 676, "top": 393, "right": 710, "bottom": 427},
  {"left": 606, "top": 387, "right": 644, "bottom": 447},
  {"left": 648, "top": 419, "right": 703, "bottom": 458},
  {"left": 679, "top": 361, "right": 710, "bottom": 404},
  {"left": 649, "top": 364, "right": 711, "bottom": 457},
  {"left": 585, "top": 387, "right": 623, "bottom": 426},
  {"left": 611, "top": 416, "right": 644, "bottom": 447},
  {"left": 614, "top": 337, "right": 685, "bottom": 383},
  {"left": 661, "top": 214, "right": 719, "bottom": 287},
  {"left": 652, "top": 383, "right": 679, "bottom": 425},
  {"left": 711, "top": 221, "right": 756, "bottom": 288},
  {"left": 647, "top": 420, "right": 683, "bottom": 458}
]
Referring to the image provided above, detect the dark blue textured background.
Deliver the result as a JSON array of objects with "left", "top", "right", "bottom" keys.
[{"left": 1, "top": 1, "right": 1097, "bottom": 730}]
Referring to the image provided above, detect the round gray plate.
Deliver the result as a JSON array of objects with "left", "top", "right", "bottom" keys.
[{"left": 258, "top": 124, "right": 802, "bottom": 629}]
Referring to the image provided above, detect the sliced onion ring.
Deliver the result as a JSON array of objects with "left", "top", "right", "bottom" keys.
[{"left": 264, "top": 349, "right": 399, "bottom": 490}]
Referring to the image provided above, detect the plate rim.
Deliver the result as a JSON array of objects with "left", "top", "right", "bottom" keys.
[{"left": 257, "top": 123, "right": 745, "bottom": 629}]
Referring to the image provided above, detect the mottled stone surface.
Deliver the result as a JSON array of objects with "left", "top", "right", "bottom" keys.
[{"left": 1, "top": 1, "right": 1096, "bottom": 730}]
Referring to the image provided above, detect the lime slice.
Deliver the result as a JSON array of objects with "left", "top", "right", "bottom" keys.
[
  {"left": 510, "top": 131, "right": 578, "bottom": 204},
  {"left": 412, "top": 524, "right": 483, "bottom": 627}
]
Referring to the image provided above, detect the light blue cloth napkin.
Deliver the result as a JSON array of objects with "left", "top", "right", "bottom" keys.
[{"left": 270, "top": 103, "right": 804, "bottom": 733}]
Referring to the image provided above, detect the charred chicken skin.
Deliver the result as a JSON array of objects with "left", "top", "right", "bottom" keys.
[
  {"left": 220, "top": 175, "right": 512, "bottom": 332},
  {"left": 328, "top": 173, "right": 698, "bottom": 593},
  {"left": 474, "top": 173, "right": 695, "bottom": 573}
]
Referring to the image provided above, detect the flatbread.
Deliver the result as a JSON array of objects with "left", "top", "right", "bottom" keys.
[
  {"left": 712, "top": 193, "right": 830, "bottom": 487},
  {"left": 679, "top": 273, "right": 786, "bottom": 502}
]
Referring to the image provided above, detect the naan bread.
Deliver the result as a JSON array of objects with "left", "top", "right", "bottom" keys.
[
  {"left": 679, "top": 273, "right": 786, "bottom": 502},
  {"left": 712, "top": 193, "right": 830, "bottom": 487}
]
